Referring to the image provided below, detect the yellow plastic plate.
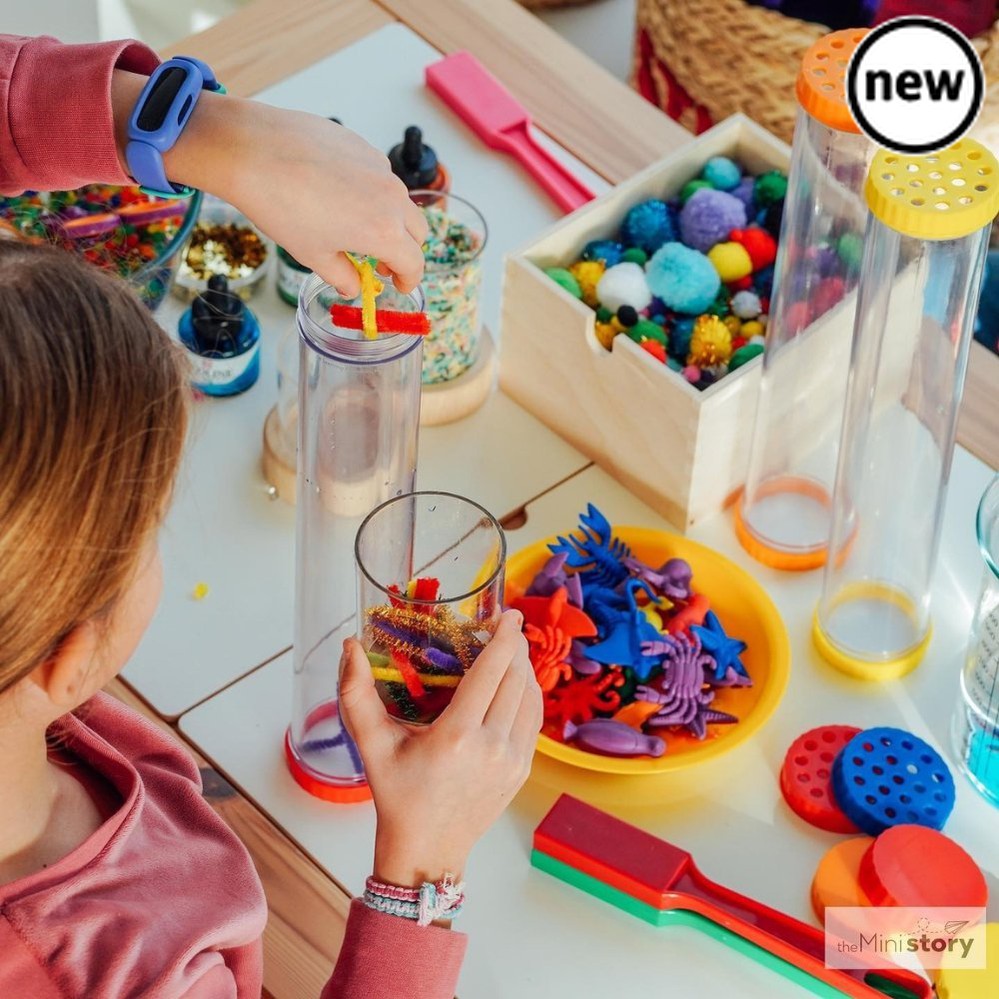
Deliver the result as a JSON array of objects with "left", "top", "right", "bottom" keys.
[{"left": 507, "top": 526, "right": 790, "bottom": 779}]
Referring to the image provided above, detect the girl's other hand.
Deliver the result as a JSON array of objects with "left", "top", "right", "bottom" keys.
[{"left": 338, "top": 610, "right": 542, "bottom": 888}]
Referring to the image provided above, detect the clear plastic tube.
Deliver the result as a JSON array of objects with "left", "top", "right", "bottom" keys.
[
  {"left": 285, "top": 274, "right": 424, "bottom": 800},
  {"left": 813, "top": 143, "right": 996, "bottom": 680},
  {"left": 736, "top": 89, "right": 874, "bottom": 570}
]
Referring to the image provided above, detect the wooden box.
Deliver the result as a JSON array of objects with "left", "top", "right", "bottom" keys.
[{"left": 500, "top": 115, "right": 793, "bottom": 529}]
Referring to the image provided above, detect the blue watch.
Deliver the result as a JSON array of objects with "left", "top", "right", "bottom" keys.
[{"left": 125, "top": 56, "right": 225, "bottom": 199}]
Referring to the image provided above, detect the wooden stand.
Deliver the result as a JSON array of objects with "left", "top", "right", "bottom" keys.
[{"left": 419, "top": 327, "right": 496, "bottom": 427}]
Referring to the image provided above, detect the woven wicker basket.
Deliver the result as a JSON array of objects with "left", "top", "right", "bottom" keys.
[{"left": 634, "top": 0, "right": 999, "bottom": 148}]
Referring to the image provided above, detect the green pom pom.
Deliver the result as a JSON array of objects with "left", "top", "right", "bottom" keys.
[
  {"left": 680, "top": 179, "right": 713, "bottom": 203},
  {"left": 728, "top": 342, "right": 765, "bottom": 371},
  {"left": 545, "top": 266, "right": 582, "bottom": 298},
  {"left": 706, "top": 288, "right": 732, "bottom": 316},
  {"left": 666, "top": 357, "right": 683, "bottom": 372},
  {"left": 753, "top": 170, "right": 788, "bottom": 208},
  {"left": 626, "top": 319, "right": 668, "bottom": 345},
  {"left": 837, "top": 232, "right": 864, "bottom": 272},
  {"left": 622, "top": 246, "right": 648, "bottom": 266},
  {"left": 596, "top": 306, "right": 613, "bottom": 323}
]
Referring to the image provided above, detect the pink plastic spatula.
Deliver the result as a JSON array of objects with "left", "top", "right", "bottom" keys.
[{"left": 425, "top": 51, "right": 596, "bottom": 214}]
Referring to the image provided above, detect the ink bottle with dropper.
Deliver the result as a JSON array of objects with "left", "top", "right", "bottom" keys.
[
  {"left": 389, "top": 125, "right": 450, "bottom": 197},
  {"left": 178, "top": 273, "right": 261, "bottom": 396}
]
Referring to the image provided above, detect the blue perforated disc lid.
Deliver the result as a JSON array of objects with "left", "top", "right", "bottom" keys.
[{"left": 831, "top": 727, "right": 955, "bottom": 836}]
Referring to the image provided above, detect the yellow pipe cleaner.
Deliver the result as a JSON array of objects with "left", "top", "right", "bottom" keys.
[{"left": 345, "top": 252, "right": 383, "bottom": 340}]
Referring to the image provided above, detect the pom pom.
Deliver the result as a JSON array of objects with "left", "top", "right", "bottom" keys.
[
  {"left": 706, "top": 286, "right": 732, "bottom": 316},
  {"left": 814, "top": 276, "right": 846, "bottom": 317},
  {"left": 594, "top": 321, "right": 618, "bottom": 350},
  {"left": 626, "top": 319, "right": 668, "bottom": 345},
  {"left": 620, "top": 199, "right": 677, "bottom": 254},
  {"left": 617, "top": 304, "right": 639, "bottom": 327},
  {"left": 707, "top": 241, "right": 753, "bottom": 283},
  {"left": 723, "top": 315, "right": 742, "bottom": 335},
  {"left": 683, "top": 364, "right": 701, "bottom": 384},
  {"left": 729, "top": 342, "right": 764, "bottom": 371},
  {"left": 641, "top": 339, "right": 667, "bottom": 363},
  {"left": 622, "top": 246, "right": 648, "bottom": 266},
  {"left": 748, "top": 333, "right": 766, "bottom": 347},
  {"left": 837, "top": 231, "right": 864, "bottom": 271},
  {"left": 669, "top": 317, "right": 694, "bottom": 359},
  {"left": 680, "top": 179, "right": 713, "bottom": 203},
  {"left": 569, "top": 259, "right": 605, "bottom": 307},
  {"left": 688, "top": 314, "right": 733, "bottom": 366},
  {"left": 729, "top": 226, "right": 777, "bottom": 271},
  {"left": 666, "top": 357, "right": 683, "bottom": 372},
  {"left": 646, "top": 242, "right": 721, "bottom": 315},
  {"left": 702, "top": 156, "right": 741, "bottom": 191},
  {"left": 545, "top": 267, "right": 582, "bottom": 298},
  {"left": 596, "top": 306, "right": 613, "bottom": 322},
  {"left": 731, "top": 175, "right": 756, "bottom": 210},
  {"left": 731, "top": 289, "right": 762, "bottom": 319},
  {"left": 754, "top": 170, "right": 788, "bottom": 207},
  {"left": 753, "top": 264, "right": 775, "bottom": 298},
  {"left": 679, "top": 188, "right": 747, "bottom": 253},
  {"left": 741, "top": 320, "right": 765, "bottom": 338},
  {"left": 582, "top": 239, "right": 624, "bottom": 267},
  {"left": 763, "top": 199, "right": 784, "bottom": 238},
  {"left": 783, "top": 300, "right": 812, "bottom": 335},
  {"left": 596, "top": 262, "right": 652, "bottom": 312}
]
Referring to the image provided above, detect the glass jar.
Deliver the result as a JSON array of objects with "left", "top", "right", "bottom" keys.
[
  {"left": 285, "top": 274, "right": 424, "bottom": 801},
  {"left": 276, "top": 245, "right": 312, "bottom": 306},
  {"left": 814, "top": 140, "right": 999, "bottom": 680},
  {"left": 952, "top": 473, "right": 999, "bottom": 807},
  {"left": 736, "top": 29, "right": 873, "bottom": 570},
  {"left": 410, "top": 190, "right": 487, "bottom": 385},
  {"left": 355, "top": 491, "right": 505, "bottom": 724}
]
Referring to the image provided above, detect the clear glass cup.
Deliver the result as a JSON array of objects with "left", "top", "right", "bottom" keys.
[
  {"left": 262, "top": 324, "right": 299, "bottom": 503},
  {"left": 736, "top": 29, "right": 874, "bottom": 571},
  {"left": 410, "top": 190, "right": 487, "bottom": 385},
  {"left": 355, "top": 491, "right": 506, "bottom": 724},
  {"left": 814, "top": 141, "right": 998, "bottom": 680},
  {"left": 285, "top": 274, "right": 423, "bottom": 801},
  {"left": 952, "top": 473, "right": 999, "bottom": 807}
]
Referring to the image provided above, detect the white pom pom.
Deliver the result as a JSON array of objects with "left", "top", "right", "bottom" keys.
[
  {"left": 596, "top": 262, "right": 652, "bottom": 313},
  {"left": 731, "top": 290, "right": 762, "bottom": 319},
  {"left": 749, "top": 334, "right": 766, "bottom": 347}
]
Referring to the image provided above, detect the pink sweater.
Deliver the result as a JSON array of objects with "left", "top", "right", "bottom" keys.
[
  {"left": 0, "top": 34, "right": 467, "bottom": 997},
  {"left": 0, "top": 694, "right": 466, "bottom": 998}
]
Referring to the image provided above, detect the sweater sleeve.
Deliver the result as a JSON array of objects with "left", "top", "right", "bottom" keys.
[
  {"left": 0, "top": 35, "right": 159, "bottom": 195},
  {"left": 321, "top": 900, "right": 467, "bottom": 999}
]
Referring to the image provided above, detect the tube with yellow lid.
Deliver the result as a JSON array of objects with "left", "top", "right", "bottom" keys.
[
  {"left": 736, "top": 29, "right": 874, "bottom": 571},
  {"left": 813, "top": 139, "right": 999, "bottom": 680}
]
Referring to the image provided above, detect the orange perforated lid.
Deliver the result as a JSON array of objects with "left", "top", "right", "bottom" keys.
[{"left": 796, "top": 28, "right": 868, "bottom": 133}]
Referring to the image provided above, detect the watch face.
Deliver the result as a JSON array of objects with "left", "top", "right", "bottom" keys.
[{"left": 136, "top": 66, "right": 188, "bottom": 132}]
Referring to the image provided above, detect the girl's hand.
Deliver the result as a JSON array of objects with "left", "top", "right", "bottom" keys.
[
  {"left": 338, "top": 610, "right": 542, "bottom": 888},
  {"left": 113, "top": 73, "right": 428, "bottom": 298}
]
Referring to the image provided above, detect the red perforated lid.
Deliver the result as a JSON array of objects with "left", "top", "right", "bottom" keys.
[{"left": 780, "top": 725, "right": 861, "bottom": 833}]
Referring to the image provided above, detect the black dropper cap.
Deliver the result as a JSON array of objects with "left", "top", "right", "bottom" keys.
[
  {"left": 388, "top": 126, "right": 440, "bottom": 189},
  {"left": 192, "top": 274, "right": 244, "bottom": 351}
]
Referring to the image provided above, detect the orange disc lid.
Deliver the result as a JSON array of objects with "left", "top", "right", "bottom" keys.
[
  {"left": 796, "top": 29, "right": 868, "bottom": 134},
  {"left": 811, "top": 836, "right": 875, "bottom": 923}
]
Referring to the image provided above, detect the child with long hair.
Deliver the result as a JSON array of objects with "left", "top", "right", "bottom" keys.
[{"left": 0, "top": 33, "right": 541, "bottom": 999}]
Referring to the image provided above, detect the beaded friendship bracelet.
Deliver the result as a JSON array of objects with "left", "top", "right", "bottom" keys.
[{"left": 363, "top": 873, "right": 465, "bottom": 927}]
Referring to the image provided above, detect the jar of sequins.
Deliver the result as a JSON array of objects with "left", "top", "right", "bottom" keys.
[{"left": 411, "top": 190, "right": 487, "bottom": 385}]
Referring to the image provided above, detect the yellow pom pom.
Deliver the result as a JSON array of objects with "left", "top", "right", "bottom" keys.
[
  {"left": 723, "top": 314, "right": 742, "bottom": 336},
  {"left": 688, "top": 314, "right": 733, "bottom": 366},
  {"left": 594, "top": 320, "right": 618, "bottom": 350},
  {"left": 569, "top": 260, "right": 606, "bottom": 307},
  {"left": 707, "top": 241, "right": 753, "bottom": 283},
  {"left": 741, "top": 319, "right": 764, "bottom": 338},
  {"left": 192, "top": 582, "right": 210, "bottom": 601}
]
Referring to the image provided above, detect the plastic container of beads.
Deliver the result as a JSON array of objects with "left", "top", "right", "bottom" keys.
[
  {"left": 0, "top": 184, "right": 200, "bottom": 311},
  {"left": 173, "top": 195, "right": 272, "bottom": 302},
  {"left": 502, "top": 114, "right": 794, "bottom": 529},
  {"left": 411, "top": 190, "right": 487, "bottom": 385},
  {"left": 355, "top": 491, "right": 505, "bottom": 725}
]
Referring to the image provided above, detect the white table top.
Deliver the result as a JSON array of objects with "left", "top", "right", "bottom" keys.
[
  {"left": 179, "top": 447, "right": 999, "bottom": 998},
  {"left": 122, "top": 23, "right": 601, "bottom": 717}
]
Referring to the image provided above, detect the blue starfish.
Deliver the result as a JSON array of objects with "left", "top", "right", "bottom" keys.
[
  {"left": 582, "top": 580, "right": 663, "bottom": 681},
  {"left": 690, "top": 611, "right": 750, "bottom": 684}
]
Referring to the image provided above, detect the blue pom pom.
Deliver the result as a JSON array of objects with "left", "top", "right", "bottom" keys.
[
  {"left": 669, "top": 317, "right": 694, "bottom": 358},
  {"left": 620, "top": 200, "right": 677, "bottom": 254},
  {"left": 678, "top": 189, "right": 747, "bottom": 253},
  {"left": 731, "top": 175, "right": 756, "bottom": 211},
  {"left": 582, "top": 239, "right": 624, "bottom": 267},
  {"left": 753, "top": 264, "right": 775, "bottom": 298},
  {"left": 646, "top": 242, "right": 721, "bottom": 315},
  {"left": 702, "top": 156, "right": 741, "bottom": 191}
]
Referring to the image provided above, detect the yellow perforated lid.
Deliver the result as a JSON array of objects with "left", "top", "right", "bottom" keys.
[
  {"left": 866, "top": 139, "right": 999, "bottom": 240},
  {"left": 796, "top": 29, "right": 867, "bottom": 133}
]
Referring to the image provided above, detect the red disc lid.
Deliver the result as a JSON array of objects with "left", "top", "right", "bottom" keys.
[
  {"left": 859, "top": 825, "right": 988, "bottom": 908},
  {"left": 780, "top": 725, "right": 862, "bottom": 833}
]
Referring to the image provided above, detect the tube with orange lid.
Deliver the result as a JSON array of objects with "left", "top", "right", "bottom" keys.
[{"left": 735, "top": 29, "right": 873, "bottom": 571}]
